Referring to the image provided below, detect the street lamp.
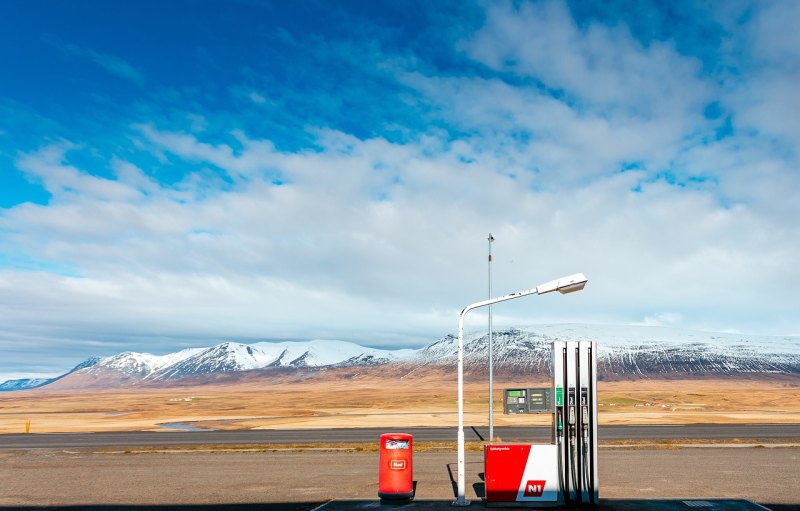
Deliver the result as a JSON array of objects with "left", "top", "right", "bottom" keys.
[{"left": 452, "top": 272, "right": 588, "bottom": 507}]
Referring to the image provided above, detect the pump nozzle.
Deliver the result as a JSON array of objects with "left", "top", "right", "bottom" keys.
[{"left": 581, "top": 405, "right": 589, "bottom": 438}]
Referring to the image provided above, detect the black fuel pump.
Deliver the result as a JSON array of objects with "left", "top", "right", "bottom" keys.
[{"left": 552, "top": 340, "right": 598, "bottom": 506}]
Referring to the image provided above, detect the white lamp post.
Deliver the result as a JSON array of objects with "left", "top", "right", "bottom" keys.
[{"left": 452, "top": 272, "right": 588, "bottom": 507}]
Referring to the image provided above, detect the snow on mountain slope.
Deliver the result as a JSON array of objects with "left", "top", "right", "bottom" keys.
[
  {"left": 4, "top": 324, "right": 798, "bottom": 390},
  {"left": 86, "top": 348, "right": 204, "bottom": 379},
  {"left": 249, "top": 339, "right": 415, "bottom": 368},
  {"left": 518, "top": 323, "right": 799, "bottom": 354},
  {"left": 0, "top": 357, "right": 101, "bottom": 392},
  {"left": 415, "top": 328, "right": 554, "bottom": 373},
  {"left": 82, "top": 339, "right": 416, "bottom": 381},
  {"left": 415, "top": 324, "right": 799, "bottom": 376},
  {"left": 85, "top": 325, "right": 799, "bottom": 381},
  {"left": 0, "top": 378, "right": 53, "bottom": 391}
]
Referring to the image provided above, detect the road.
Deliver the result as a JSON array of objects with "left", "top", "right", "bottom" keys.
[{"left": 0, "top": 423, "right": 798, "bottom": 449}]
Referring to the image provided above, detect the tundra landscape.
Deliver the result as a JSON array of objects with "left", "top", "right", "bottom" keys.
[
  {"left": 3, "top": 325, "right": 798, "bottom": 433},
  {"left": 2, "top": 376, "right": 800, "bottom": 434}
]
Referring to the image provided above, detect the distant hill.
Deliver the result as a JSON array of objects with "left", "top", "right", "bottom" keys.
[
  {"left": 3, "top": 325, "right": 798, "bottom": 391},
  {"left": 0, "top": 357, "right": 100, "bottom": 391},
  {"left": 0, "top": 378, "right": 54, "bottom": 391}
]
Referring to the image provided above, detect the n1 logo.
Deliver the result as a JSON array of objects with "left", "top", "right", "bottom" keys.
[{"left": 523, "top": 480, "right": 546, "bottom": 497}]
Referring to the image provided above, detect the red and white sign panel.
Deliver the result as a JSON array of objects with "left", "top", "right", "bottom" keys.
[
  {"left": 523, "top": 480, "right": 546, "bottom": 498},
  {"left": 484, "top": 444, "right": 559, "bottom": 503}
]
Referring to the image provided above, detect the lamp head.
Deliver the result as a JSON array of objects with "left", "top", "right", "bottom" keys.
[
  {"left": 558, "top": 280, "right": 586, "bottom": 294},
  {"left": 536, "top": 273, "right": 588, "bottom": 295}
]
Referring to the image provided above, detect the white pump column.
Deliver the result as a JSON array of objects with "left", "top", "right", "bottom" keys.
[{"left": 552, "top": 340, "right": 598, "bottom": 505}]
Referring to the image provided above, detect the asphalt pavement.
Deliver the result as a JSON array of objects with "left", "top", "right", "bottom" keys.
[
  {"left": 2, "top": 447, "right": 799, "bottom": 508},
  {"left": 1, "top": 423, "right": 798, "bottom": 449}
]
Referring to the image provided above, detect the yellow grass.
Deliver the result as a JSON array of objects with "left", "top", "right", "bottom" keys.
[
  {"left": 92, "top": 441, "right": 487, "bottom": 454},
  {"left": 1, "top": 372, "right": 798, "bottom": 434}
]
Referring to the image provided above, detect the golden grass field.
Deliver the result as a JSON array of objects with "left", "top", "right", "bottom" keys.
[{"left": 1, "top": 370, "right": 798, "bottom": 434}]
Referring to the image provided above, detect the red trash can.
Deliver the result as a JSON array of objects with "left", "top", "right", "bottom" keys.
[{"left": 378, "top": 433, "right": 414, "bottom": 501}]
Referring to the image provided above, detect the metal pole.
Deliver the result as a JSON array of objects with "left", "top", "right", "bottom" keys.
[
  {"left": 454, "top": 311, "right": 470, "bottom": 506},
  {"left": 487, "top": 233, "right": 494, "bottom": 441}
]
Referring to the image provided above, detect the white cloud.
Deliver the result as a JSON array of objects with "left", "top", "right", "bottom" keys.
[
  {"left": 16, "top": 143, "right": 146, "bottom": 202},
  {"left": 4, "top": 123, "right": 797, "bottom": 356},
  {"left": 393, "top": 2, "right": 721, "bottom": 194},
  {"left": 248, "top": 91, "right": 267, "bottom": 104},
  {"left": 47, "top": 36, "right": 145, "bottom": 85},
  {"left": 464, "top": 0, "right": 710, "bottom": 118},
  {"left": 633, "top": 313, "right": 683, "bottom": 328},
  {"left": 723, "top": 0, "right": 800, "bottom": 150},
  {"left": 399, "top": 72, "right": 703, "bottom": 188},
  {"left": 3, "top": 1, "right": 799, "bottom": 379}
]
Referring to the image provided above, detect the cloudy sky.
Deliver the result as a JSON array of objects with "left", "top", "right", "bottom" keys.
[{"left": 1, "top": 0, "right": 798, "bottom": 381}]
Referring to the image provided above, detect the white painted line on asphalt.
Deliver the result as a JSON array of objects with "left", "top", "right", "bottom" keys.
[
  {"left": 309, "top": 499, "right": 335, "bottom": 511},
  {"left": 747, "top": 500, "right": 777, "bottom": 511}
]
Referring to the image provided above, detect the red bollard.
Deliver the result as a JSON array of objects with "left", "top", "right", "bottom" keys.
[{"left": 378, "top": 433, "right": 414, "bottom": 501}]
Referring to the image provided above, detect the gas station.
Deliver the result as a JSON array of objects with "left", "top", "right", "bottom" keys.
[
  {"left": 453, "top": 273, "right": 592, "bottom": 507},
  {"left": 322, "top": 272, "right": 777, "bottom": 511},
  {"left": 483, "top": 340, "right": 598, "bottom": 507}
]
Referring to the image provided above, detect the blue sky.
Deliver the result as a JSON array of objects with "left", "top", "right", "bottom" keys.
[{"left": 1, "top": 0, "right": 799, "bottom": 380}]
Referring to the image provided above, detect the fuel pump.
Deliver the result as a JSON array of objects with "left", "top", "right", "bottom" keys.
[
  {"left": 553, "top": 340, "right": 598, "bottom": 505},
  {"left": 484, "top": 341, "right": 598, "bottom": 507}
]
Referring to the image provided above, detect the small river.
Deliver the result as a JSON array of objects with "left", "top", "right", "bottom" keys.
[{"left": 158, "top": 422, "right": 216, "bottom": 432}]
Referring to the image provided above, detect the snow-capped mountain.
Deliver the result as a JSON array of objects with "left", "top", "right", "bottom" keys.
[
  {"left": 416, "top": 329, "right": 553, "bottom": 373},
  {"left": 417, "top": 324, "right": 800, "bottom": 376},
  {"left": 2, "top": 324, "right": 798, "bottom": 390},
  {"left": 79, "top": 339, "right": 416, "bottom": 382}
]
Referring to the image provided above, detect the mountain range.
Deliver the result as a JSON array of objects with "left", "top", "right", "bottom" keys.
[{"left": 3, "top": 324, "right": 798, "bottom": 391}]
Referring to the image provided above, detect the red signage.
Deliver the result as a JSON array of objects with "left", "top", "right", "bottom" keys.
[
  {"left": 390, "top": 459, "right": 406, "bottom": 470},
  {"left": 523, "top": 480, "right": 546, "bottom": 498},
  {"left": 484, "top": 444, "right": 532, "bottom": 501}
]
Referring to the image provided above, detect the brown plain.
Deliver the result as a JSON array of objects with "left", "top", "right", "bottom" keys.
[{"left": 1, "top": 368, "right": 798, "bottom": 434}]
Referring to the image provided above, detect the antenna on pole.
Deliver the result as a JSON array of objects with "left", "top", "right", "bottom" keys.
[{"left": 488, "top": 233, "right": 495, "bottom": 442}]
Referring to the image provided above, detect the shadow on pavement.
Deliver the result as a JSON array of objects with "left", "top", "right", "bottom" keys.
[
  {"left": 0, "top": 506, "right": 321, "bottom": 511},
  {"left": 0, "top": 500, "right": 791, "bottom": 511},
  {"left": 445, "top": 462, "right": 486, "bottom": 501},
  {"left": 472, "top": 471, "right": 485, "bottom": 500},
  {"left": 319, "top": 500, "right": 787, "bottom": 510},
  {"left": 445, "top": 462, "right": 457, "bottom": 499}
]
